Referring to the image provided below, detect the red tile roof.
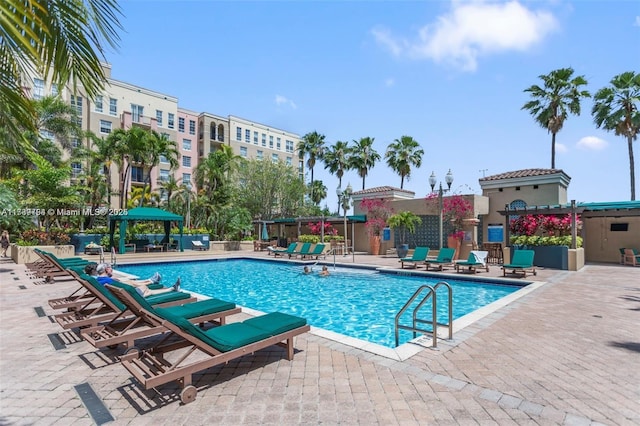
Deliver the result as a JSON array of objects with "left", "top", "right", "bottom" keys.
[
  {"left": 479, "top": 169, "right": 566, "bottom": 182},
  {"left": 351, "top": 186, "right": 414, "bottom": 195}
]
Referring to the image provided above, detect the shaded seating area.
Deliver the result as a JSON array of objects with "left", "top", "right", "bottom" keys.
[
  {"left": 108, "top": 207, "right": 184, "bottom": 254},
  {"left": 399, "top": 247, "right": 429, "bottom": 269},
  {"left": 455, "top": 250, "right": 489, "bottom": 274},
  {"left": 502, "top": 249, "right": 537, "bottom": 277},
  {"left": 108, "top": 283, "right": 310, "bottom": 404},
  {"left": 425, "top": 248, "right": 457, "bottom": 271}
]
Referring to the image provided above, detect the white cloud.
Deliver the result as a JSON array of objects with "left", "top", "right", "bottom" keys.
[
  {"left": 275, "top": 95, "right": 297, "bottom": 109},
  {"left": 556, "top": 143, "right": 568, "bottom": 154},
  {"left": 577, "top": 136, "right": 608, "bottom": 150},
  {"left": 372, "top": 0, "right": 558, "bottom": 71}
]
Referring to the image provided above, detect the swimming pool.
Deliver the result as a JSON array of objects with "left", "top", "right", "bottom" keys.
[{"left": 119, "top": 259, "right": 526, "bottom": 348}]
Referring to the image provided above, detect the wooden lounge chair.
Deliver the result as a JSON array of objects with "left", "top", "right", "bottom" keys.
[
  {"left": 269, "top": 242, "right": 298, "bottom": 257},
  {"left": 399, "top": 247, "right": 429, "bottom": 269},
  {"left": 455, "top": 251, "right": 489, "bottom": 274},
  {"left": 27, "top": 249, "right": 90, "bottom": 280},
  {"left": 623, "top": 248, "right": 640, "bottom": 266},
  {"left": 108, "top": 283, "right": 310, "bottom": 404},
  {"left": 502, "top": 249, "right": 537, "bottom": 277},
  {"left": 53, "top": 269, "right": 196, "bottom": 330},
  {"left": 191, "top": 240, "right": 208, "bottom": 251},
  {"left": 424, "top": 248, "right": 456, "bottom": 271},
  {"left": 81, "top": 281, "right": 241, "bottom": 350},
  {"left": 289, "top": 242, "right": 311, "bottom": 259},
  {"left": 306, "top": 243, "right": 326, "bottom": 259}
]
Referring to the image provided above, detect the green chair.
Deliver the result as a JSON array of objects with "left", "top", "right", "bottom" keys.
[
  {"left": 502, "top": 250, "right": 536, "bottom": 277},
  {"left": 425, "top": 248, "right": 457, "bottom": 271},
  {"left": 455, "top": 251, "right": 489, "bottom": 274},
  {"left": 289, "top": 242, "right": 311, "bottom": 259},
  {"left": 306, "top": 243, "right": 326, "bottom": 259},
  {"left": 270, "top": 242, "right": 298, "bottom": 257},
  {"left": 623, "top": 248, "right": 640, "bottom": 267},
  {"left": 399, "top": 247, "right": 430, "bottom": 269}
]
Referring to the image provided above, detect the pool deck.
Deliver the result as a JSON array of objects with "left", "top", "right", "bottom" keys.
[{"left": 1, "top": 251, "right": 638, "bottom": 425}]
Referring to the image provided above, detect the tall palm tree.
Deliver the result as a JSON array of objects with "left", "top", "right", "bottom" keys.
[
  {"left": 0, "top": 0, "right": 123, "bottom": 144},
  {"left": 385, "top": 136, "right": 424, "bottom": 189},
  {"left": 522, "top": 67, "right": 590, "bottom": 169},
  {"left": 323, "top": 140, "right": 351, "bottom": 213},
  {"left": 106, "top": 127, "right": 149, "bottom": 209},
  {"left": 309, "top": 180, "right": 327, "bottom": 206},
  {"left": 158, "top": 175, "right": 181, "bottom": 211},
  {"left": 349, "top": 136, "right": 380, "bottom": 190},
  {"left": 139, "top": 130, "right": 179, "bottom": 206},
  {"left": 592, "top": 71, "right": 640, "bottom": 201},
  {"left": 297, "top": 131, "right": 325, "bottom": 201}
]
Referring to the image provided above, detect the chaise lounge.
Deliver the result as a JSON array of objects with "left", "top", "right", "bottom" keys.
[
  {"left": 107, "top": 283, "right": 310, "bottom": 404},
  {"left": 399, "top": 247, "right": 429, "bottom": 269},
  {"left": 424, "top": 248, "right": 456, "bottom": 271},
  {"left": 455, "top": 250, "right": 489, "bottom": 274},
  {"left": 191, "top": 240, "right": 208, "bottom": 251},
  {"left": 502, "top": 249, "right": 537, "bottom": 277}
]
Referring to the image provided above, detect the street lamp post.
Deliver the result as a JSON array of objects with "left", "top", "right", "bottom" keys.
[
  {"left": 429, "top": 169, "right": 454, "bottom": 250},
  {"left": 336, "top": 183, "right": 353, "bottom": 255}
]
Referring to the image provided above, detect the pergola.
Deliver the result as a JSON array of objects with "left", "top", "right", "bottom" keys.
[{"left": 108, "top": 207, "right": 184, "bottom": 253}]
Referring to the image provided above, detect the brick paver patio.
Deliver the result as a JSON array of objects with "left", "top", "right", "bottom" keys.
[{"left": 0, "top": 251, "right": 638, "bottom": 425}]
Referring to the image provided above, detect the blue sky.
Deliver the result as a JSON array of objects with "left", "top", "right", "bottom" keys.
[{"left": 106, "top": 0, "right": 639, "bottom": 210}]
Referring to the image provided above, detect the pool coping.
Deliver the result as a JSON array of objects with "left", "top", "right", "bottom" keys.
[{"left": 116, "top": 256, "right": 546, "bottom": 360}]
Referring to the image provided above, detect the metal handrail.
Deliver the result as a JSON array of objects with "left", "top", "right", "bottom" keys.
[{"left": 110, "top": 247, "right": 117, "bottom": 268}]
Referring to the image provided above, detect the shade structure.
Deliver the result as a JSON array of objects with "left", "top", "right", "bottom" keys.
[{"left": 108, "top": 207, "right": 184, "bottom": 254}]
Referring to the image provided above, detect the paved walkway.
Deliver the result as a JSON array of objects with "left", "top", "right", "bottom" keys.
[{"left": 0, "top": 252, "right": 638, "bottom": 425}]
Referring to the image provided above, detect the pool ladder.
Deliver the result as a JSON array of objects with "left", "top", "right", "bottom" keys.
[{"left": 394, "top": 281, "right": 453, "bottom": 348}]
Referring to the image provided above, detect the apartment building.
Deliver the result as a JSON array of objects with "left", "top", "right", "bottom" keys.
[{"left": 19, "top": 63, "right": 304, "bottom": 207}]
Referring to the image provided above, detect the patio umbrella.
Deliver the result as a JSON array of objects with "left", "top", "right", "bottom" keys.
[{"left": 262, "top": 223, "right": 269, "bottom": 241}]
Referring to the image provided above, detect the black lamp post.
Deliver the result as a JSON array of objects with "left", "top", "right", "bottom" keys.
[
  {"left": 429, "top": 169, "right": 454, "bottom": 249},
  {"left": 336, "top": 183, "right": 353, "bottom": 254}
]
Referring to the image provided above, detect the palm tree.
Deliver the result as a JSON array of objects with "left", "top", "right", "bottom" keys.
[
  {"left": 0, "top": 0, "right": 123, "bottom": 144},
  {"left": 158, "top": 175, "right": 181, "bottom": 211},
  {"left": 323, "top": 140, "right": 351, "bottom": 213},
  {"left": 194, "top": 145, "right": 242, "bottom": 206},
  {"left": 592, "top": 71, "right": 640, "bottom": 201},
  {"left": 309, "top": 180, "right": 327, "bottom": 206},
  {"left": 139, "top": 130, "right": 179, "bottom": 206},
  {"left": 106, "top": 127, "right": 149, "bottom": 209},
  {"left": 522, "top": 67, "right": 590, "bottom": 169},
  {"left": 297, "top": 131, "right": 325, "bottom": 201},
  {"left": 385, "top": 136, "right": 424, "bottom": 189},
  {"left": 349, "top": 137, "right": 380, "bottom": 190}
]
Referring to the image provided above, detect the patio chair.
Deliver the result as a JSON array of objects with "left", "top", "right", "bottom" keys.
[
  {"left": 306, "top": 243, "right": 327, "bottom": 259},
  {"left": 27, "top": 249, "right": 90, "bottom": 280},
  {"left": 269, "top": 242, "right": 298, "bottom": 257},
  {"left": 81, "top": 280, "right": 241, "bottom": 350},
  {"left": 289, "top": 242, "right": 311, "bottom": 259},
  {"left": 455, "top": 250, "right": 489, "bottom": 274},
  {"left": 191, "top": 240, "right": 208, "bottom": 251},
  {"left": 623, "top": 248, "right": 640, "bottom": 266},
  {"left": 107, "top": 283, "right": 310, "bottom": 404},
  {"left": 399, "top": 247, "right": 429, "bottom": 269},
  {"left": 424, "top": 248, "right": 456, "bottom": 271},
  {"left": 502, "top": 250, "right": 537, "bottom": 277},
  {"left": 53, "top": 269, "right": 196, "bottom": 330}
]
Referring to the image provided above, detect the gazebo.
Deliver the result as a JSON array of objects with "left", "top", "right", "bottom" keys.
[{"left": 108, "top": 207, "right": 184, "bottom": 254}]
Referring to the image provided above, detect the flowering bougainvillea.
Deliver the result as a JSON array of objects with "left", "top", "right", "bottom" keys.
[
  {"left": 425, "top": 193, "right": 473, "bottom": 236},
  {"left": 360, "top": 198, "right": 393, "bottom": 237},
  {"left": 307, "top": 221, "right": 337, "bottom": 236},
  {"left": 510, "top": 214, "right": 582, "bottom": 237}
]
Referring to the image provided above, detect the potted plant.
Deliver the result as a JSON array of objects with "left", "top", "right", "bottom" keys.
[
  {"left": 360, "top": 198, "right": 392, "bottom": 255},
  {"left": 387, "top": 211, "right": 422, "bottom": 258}
]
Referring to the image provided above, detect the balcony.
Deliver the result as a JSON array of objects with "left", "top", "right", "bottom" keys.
[{"left": 121, "top": 111, "right": 156, "bottom": 129}]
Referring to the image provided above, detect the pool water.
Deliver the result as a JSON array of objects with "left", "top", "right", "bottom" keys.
[{"left": 119, "top": 259, "right": 523, "bottom": 348}]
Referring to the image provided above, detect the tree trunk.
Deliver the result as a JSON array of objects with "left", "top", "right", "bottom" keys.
[
  {"left": 551, "top": 132, "right": 556, "bottom": 169},
  {"left": 628, "top": 135, "right": 636, "bottom": 201}
]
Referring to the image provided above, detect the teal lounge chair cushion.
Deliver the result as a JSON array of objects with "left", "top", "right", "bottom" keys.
[
  {"left": 159, "top": 298, "right": 236, "bottom": 319},
  {"left": 109, "top": 281, "right": 191, "bottom": 311},
  {"left": 243, "top": 312, "right": 307, "bottom": 335}
]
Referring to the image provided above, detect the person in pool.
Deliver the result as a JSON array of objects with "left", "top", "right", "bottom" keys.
[
  {"left": 303, "top": 266, "right": 312, "bottom": 274},
  {"left": 319, "top": 265, "right": 330, "bottom": 277}
]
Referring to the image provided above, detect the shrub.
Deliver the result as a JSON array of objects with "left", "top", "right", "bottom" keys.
[{"left": 298, "top": 234, "right": 320, "bottom": 243}]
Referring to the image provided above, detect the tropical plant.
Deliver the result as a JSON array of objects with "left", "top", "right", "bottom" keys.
[
  {"left": 360, "top": 198, "right": 392, "bottom": 237},
  {"left": 105, "top": 127, "right": 149, "bottom": 209},
  {"left": 522, "top": 67, "right": 590, "bottom": 169},
  {"left": 307, "top": 221, "right": 337, "bottom": 236},
  {"left": 308, "top": 180, "right": 327, "bottom": 205},
  {"left": 592, "top": 71, "right": 640, "bottom": 201},
  {"left": 298, "top": 234, "right": 321, "bottom": 243},
  {"left": 323, "top": 140, "right": 351, "bottom": 212},
  {"left": 139, "top": 130, "right": 180, "bottom": 206},
  {"left": 385, "top": 136, "right": 424, "bottom": 189},
  {"left": 387, "top": 211, "right": 422, "bottom": 246},
  {"left": 297, "top": 131, "right": 325, "bottom": 201},
  {"left": 0, "top": 0, "right": 123, "bottom": 144},
  {"left": 349, "top": 136, "right": 380, "bottom": 190}
]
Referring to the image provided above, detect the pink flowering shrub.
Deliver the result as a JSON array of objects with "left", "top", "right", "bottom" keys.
[
  {"left": 425, "top": 193, "right": 473, "bottom": 237},
  {"left": 510, "top": 214, "right": 583, "bottom": 247},
  {"left": 360, "top": 198, "right": 393, "bottom": 237},
  {"left": 307, "top": 221, "right": 337, "bottom": 236}
]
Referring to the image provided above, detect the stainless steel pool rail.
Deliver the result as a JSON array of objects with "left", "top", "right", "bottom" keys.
[{"left": 394, "top": 281, "right": 453, "bottom": 348}]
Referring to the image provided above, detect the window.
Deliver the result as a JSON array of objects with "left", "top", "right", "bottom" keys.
[
  {"left": 131, "top": 166, "right": 144, "bottom": 183},
  {"left": 182, "top": 155, "right": 191, "bottom": 168},
  {"left": 109, "top": 98, "right": 117, "bottom": 116},
  {"left": 183, "top": 138, "right": 191, "bottom": 151},
  {"left": 245, "top": 129, "right": 251, "bottom": 143},
  {"left": 272, "top": 153, "right": 279, "bottom": 162},
  {"left": 94, "top": 95, "right": 103, "bottom": 113},
  {"left": 71, "top": 95, "right": 82, "bottom": 115},
  {"left": 182, "top": 173, "right": 191, "bottom": 187},
  {"left": 71, "top": 162, "right": 82, "bottom": 178},
  {"left": 286, "top": 157, "right": 292, "bottom": 166},
  {"left": 33, "top": 78, "right": 44, "bottom": 99},
  {"left": 159, "top": 169, "right": 169, "bottom": 182},
  {"left": 131, "top": 104, "right": 143, "bottom": 122},
  {"left": 298, "top": 160, "right": 304, "bottom": 173},
  {"left": 257, "top": 150, "right": 263, "bottom": 160},
  {"left": 509, "top": 199, "right": 527, "bottom": 221},
  {"left": 236, "top": 127, "right": 242, "bottom": 141},
  {"left": 253, "top": 131, "right": 258, "bottom": 144},
  {"left": 71, "top": 138, "right": 81, "bottom": 149},
  {"left": 210, "top": 123, "right": 216, "bottom": 140},
  {"left": 261, "top": 133, "right": 266, "bottom": 146},
  {"left": 178, "top": 117, "right": 185, "bottom": 132},
  {"left": 156, "top": 110, "right": 163, "bottom": 127},
  {"left": 286, "top": 140, "right": 294, "bottom": 153},
  {"left": 240, "top": 146, "right": 247, "bottom": 157},
  {"left": 99, "top": 120, "right": 112, "bottom": 134},
  {"left": 277, "top": 137, "right": 281, "bottom": 150},
  {"left": 40, "top": 130, "right": 54, "bottom": 141},
  {"left": 269, "top": 135, "right": 274, "bottom": 148},
  {"left": 51, "top": 84, "right": 59, "bottom": 97},
  {"left": 168, "top": 113, "right": 175, "bottom": 129},
  {"left": 610, "top": 223, "right": 629, "bottom": 232},
  {"left": 189, "top": 120, "right": 195, "bottom": 135},
  {"left": 159, "top": 155, "right": 168, "bottom": 164}
]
